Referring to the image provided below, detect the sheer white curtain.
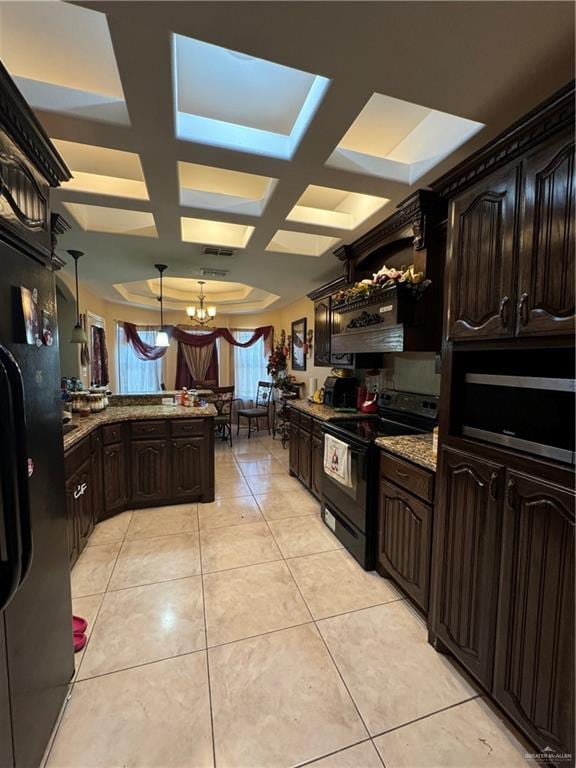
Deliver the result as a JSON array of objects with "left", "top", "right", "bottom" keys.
[
  {"left": 231, "top": 330, "right": 269, "bottom": 402},
  {"left": 116, "top": 324, "right": 163, "bottom": 393}
]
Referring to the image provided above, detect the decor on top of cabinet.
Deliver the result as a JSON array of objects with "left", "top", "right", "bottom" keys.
[
  {"left": 291, "top": 317, "right": 307, "bottom": 371},
  {"left": 333, "top": 264, "right": 431, "bottom": 308}
]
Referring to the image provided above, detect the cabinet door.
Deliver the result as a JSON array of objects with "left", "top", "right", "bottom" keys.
[
  {"left": 131, "top": 439, "right": 169, "bottom": 504},
  {"left": 74, "top": 459, "right": 94, "bottom": 552},
  {"left": 64, "top": 474, "right": 80, "bottom": 567},
  {"left": 516, "top": 132, "right": 575, "bottom": 337},
  {"left": 172, "top": 437, "right": 205, "bottom": 500},
  {"left": 431, "top": 447, "right": 504, "bottom": 687},
  {"left": 330, "top": 309, "right": 353, "bottom": 366},
  {"left": 447, "top": 165, "right": 519, "bottom": 340},
  {"left": 103, "top": 442, "right": 127, "bottom": 514},
  {"left": 378, "top": 480, "right": 432, "bottom": 613},
  {"left": 289, "top": 423, "right": 299, "bottom": 477},
  {"left": 298, "top": 429, "right": 312, "bottom": 488},
  {"left": 493, "top": 472, "right": 575, "bottom": 759},
  {"left": 91, "top": 435, "right": 103, "bottom": 523},
  {"left": 310, "top": 433, "right": 323, "bottom": 499},
  {"left": 314, "top": 299, "right": 331, "bottom": 367}
]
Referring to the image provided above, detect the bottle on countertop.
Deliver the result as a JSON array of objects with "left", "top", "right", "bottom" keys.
[{"left": 182, "top": 388, "right": 190, "bottom": 407}]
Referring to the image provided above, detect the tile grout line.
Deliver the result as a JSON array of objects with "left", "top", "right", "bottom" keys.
[{"left": 197, "top": 500, "right": 218, "bottom": 768}]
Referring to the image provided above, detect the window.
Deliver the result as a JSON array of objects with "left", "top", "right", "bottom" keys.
[
  {"left": 116, "top": 323, "right": 163, "bottom": 393},
  {"left": 232, "top": 330, "right": 269, "bottom": 402}
]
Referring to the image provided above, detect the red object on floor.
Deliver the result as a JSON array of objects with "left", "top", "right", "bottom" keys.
[
  {"left": 73, "top": 632, "right": 86, "bottom": 653},
  {"left": 73, "top": 615, "right": 88, "bottom": 633}
]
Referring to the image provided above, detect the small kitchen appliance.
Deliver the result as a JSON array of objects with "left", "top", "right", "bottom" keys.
[{"left": 323, "top": 376, "right": 357, "bottom": 408}]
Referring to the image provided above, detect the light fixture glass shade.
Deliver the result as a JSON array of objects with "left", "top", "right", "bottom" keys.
[
  {"left": 207, "top": 306, "right": 217, "bottom": 318},
  {"left": 155, "top": 330, "right": 170, "bottom": 347},
  {"left": 70, "top": 323, "right": 88, "bottom": 344},
  {"left": 186, "top": 306, "right": 196, "bottom": 317}
]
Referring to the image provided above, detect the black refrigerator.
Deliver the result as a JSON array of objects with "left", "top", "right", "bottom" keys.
[{"left": 0, "top": 62, "right": 74, "bottom": 768}]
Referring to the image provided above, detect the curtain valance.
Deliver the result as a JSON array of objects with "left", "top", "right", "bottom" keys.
[{"left": 122, "top": 322, "right": 273, "bottom": 361}]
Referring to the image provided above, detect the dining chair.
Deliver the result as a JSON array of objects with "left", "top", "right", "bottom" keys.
[{"left": 236, "top": 381, "right": 273, "bottom": 438}]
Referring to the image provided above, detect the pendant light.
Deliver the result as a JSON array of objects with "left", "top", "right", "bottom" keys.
[
  {"left": 186, "top": 281, "right": 217, "bottom": 326},
  {"left": 154, "top": 264, "right": 170, "bottom": 347},
  {"left": 67, "top": 250, "right": 88, "bottom": 344}
]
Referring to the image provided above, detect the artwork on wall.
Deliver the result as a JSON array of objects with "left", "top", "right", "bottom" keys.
[
  {"left": 19, "top": 286, "right": 40, "bottom": 345},
  {"left": 291, "top": 317, "right": 307, "bottom": 371}
]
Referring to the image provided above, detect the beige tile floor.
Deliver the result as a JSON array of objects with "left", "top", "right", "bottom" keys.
[{"left": 47, "top": 433, "right": 530, "bottom": 768}]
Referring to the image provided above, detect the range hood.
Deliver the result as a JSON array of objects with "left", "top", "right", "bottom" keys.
[{"left": 330, "top": 284, "right": 440, "bottom": 354}]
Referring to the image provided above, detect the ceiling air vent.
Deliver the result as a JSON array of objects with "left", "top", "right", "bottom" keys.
[
  {"left": 200, "top": 268, "right": 229, "bottom": 278},
  {"left": 202, "top": 246, "right": 235, "bottom": 257}
]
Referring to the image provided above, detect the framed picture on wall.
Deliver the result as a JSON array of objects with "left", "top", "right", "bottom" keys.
[{"left": 291, "top": 317, "right": 307, "bottom": 371}]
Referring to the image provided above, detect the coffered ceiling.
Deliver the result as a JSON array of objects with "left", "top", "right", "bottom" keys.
[{"left": 0, "top": 1, "right": 573, "bottom": 314}]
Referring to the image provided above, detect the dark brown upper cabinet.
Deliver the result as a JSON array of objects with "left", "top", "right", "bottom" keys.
[
  {"left": 435, "top": 82, "right": 575, "bottom": 343},
  {"left": 431, "top": 447, "right": 504, "bottom": 688},
  {"left": 447, "top": 165, "right": 519, "bottom": 340},
  {"left": 516, "top": 130, "right": 575, "bottom": 337},
  {"left": 313, "top": 298, "right": 331, "bottom": 367},
  {"left": 493, "top": 471, "right": 574, "bottom": 760}
]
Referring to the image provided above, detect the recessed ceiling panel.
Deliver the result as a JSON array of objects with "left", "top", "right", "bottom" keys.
[
  {"left": 0, "top": 2, "right": 129, "bottom": 124},
  {"left": 173, "top": 34, "right": 330, "bottom": 158},
  {"left": 53, "top": 140, "right": 148, "bottom": 200},
  {"left": 266, "top": 230, "right": 339, "bottom": 257},
  {"left": 327, "top": 93, "right": 484, "bottom": 183},
  {"left": 178, "top": 162, "right": 277, "bottom": 215},
  {"left": 287, "top": 184, "right": 389, "bottom": 230},
  {"left": 63, "top": 203, "right": 157, "bottom": 237},
  {"left": 181, "top": 217, "right": 255, "bottom": 248}
]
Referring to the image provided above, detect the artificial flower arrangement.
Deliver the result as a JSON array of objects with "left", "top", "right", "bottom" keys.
[
  {"left": 267, "top": 342, "right": 292, "bottom": 392},
  {"left": 334, "top": 263, "right": 431, "bottom": 304}
]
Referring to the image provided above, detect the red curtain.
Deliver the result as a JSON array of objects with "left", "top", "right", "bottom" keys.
[
  {"left": 175, "top": 342, "right": 219, "bottom": 388},
  {"left": 91, "top": 326, "right": 109, "bottom": 385},
  {"left": 123, "top": 322, "right": 169, "bottom": 361},
  {"left": 123, "top": 322, "right": 273, "bottom": 357}
]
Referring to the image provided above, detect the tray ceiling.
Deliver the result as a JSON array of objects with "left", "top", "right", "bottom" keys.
[{"left": 0, "top": 1, "right": 572, "bottom": 313}]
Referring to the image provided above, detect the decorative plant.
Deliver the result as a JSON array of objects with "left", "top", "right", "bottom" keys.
[
  {"left": 334, "top": 263, "right": 431, "bottom": 303},
  {"left": 267, "top": 342, "right": 291, "bottom": 391}
]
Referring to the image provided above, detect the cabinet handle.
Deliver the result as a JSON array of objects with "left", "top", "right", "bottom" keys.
[
  {"left": 395, "top": 470, "right": 409, "bottom": 479},
  {"left": 499, "top": 296, "right": 510, "bottom": 328},
  {"left": 489, "top": 472, "right": 498, "bottom": 500},
  {"left": 518, "top": 292, "right": 529, "bottom": 326},
  {"left": 506, "top": 479, "right": 516, "bottom": 508}
]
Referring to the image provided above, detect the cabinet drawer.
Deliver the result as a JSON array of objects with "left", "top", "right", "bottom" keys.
[
  {"left": 171, "top": 419, "right": 206, "bottom": 437},
  {"left": 130, "top": 420, "right": 168, "bottom": 439},
  {"left": 102, "top": 423, "right": 124, "bottom": 445},
  {"left": 299, "top": 414, "right": 313, "bottom": 433},
  {"left": 90, "top": 428, "right": 102, "bottom": 452},
  {"left": 313, "top": 419, "right": 324, "bottom": 437},
  {"left": 380, "top": 452, "right": 434, "bottom": 503},
  {"left": 65, "top": 437, "right": 90, "bottom": 473},
  {"left": 288, "top": 408, "right": 300, "bottom": 427}
]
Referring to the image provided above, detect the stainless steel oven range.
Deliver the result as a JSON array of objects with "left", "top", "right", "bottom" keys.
[{"left": 320, "top": 390, "right": 438, "bottom": 569}]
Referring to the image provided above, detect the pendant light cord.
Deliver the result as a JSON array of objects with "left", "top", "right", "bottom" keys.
[{"left": 74, "top": 255, "right": 81, "bottom": 325}]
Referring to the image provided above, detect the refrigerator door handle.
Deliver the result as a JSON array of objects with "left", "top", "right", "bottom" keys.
[
  {"left": 0, "top": 356, "right": 23, "bottom": 611},
  {"left": 0, "top": 346, "right": 33, "bottom": 588}
]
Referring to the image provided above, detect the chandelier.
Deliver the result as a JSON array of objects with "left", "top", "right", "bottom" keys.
[{"left": 186, "top": 281, "right": 216, "bottom": 326}]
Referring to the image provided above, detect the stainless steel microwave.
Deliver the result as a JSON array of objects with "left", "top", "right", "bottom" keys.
[{"left": 462, "top": 374, "right": 575, "bottom": 464}]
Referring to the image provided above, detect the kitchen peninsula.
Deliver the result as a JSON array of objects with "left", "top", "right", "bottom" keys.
[{"left": 63, "top": 403, "right": 216, "bottom": 565}]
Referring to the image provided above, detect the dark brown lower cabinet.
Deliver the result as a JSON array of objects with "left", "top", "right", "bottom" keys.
[
  {"left": 430, "top": 447, "right": 504, "bottom": 688},
  {"left": 64, "top": 440, "right": 94, "bottom": 568},
  {"left": 130, "top": 438, "right": 169, "bottom": 504},
  {"left": 311, "top": 433, "right": 323, "bottom": 499},
  {"left": 378, "top": 479, "right": 432, "bottom": 613},
  {"left": 103, "top": 441, "right": 128, "bottom": 515},
  {"left": 172, "top": 437, "right": 205, "bottom": 499},
  {"left": 493, "top": 471, "right": 575, "bottom": 762},
  {"left": 298, "top": 427, "right": 312, "bottom": 488}
]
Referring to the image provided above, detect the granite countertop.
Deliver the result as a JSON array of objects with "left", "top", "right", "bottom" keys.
[
  {"left": 376, "top": 433, "right": 437, "bottom": 472},
  {"left": 63, "top": 404, "right": 217, "bottom": 451},
  {"left": 287, "top": 400, "right": 367, "bottom": 422}
]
